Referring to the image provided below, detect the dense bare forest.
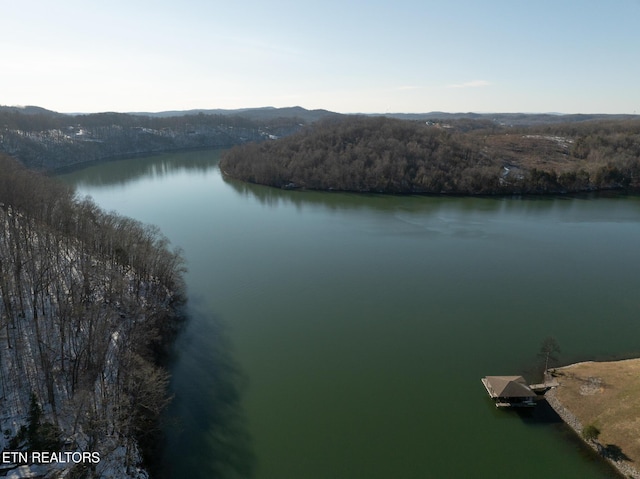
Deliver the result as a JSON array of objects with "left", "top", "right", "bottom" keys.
[
  {"left": 0, "top": 154, "right": 185, "bottom": 477},
  {"left": 220, "top": 116, "right": 640, "bottom": 195},
  {"left": 0, "top": 107, "right": 308, "bottom": 171}
]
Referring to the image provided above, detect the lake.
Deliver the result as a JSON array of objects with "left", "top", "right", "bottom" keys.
[{"left": 59, "top": 149, "right": 640, "bottom": 479}]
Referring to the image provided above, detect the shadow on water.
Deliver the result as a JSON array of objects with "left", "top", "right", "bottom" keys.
[
  {"left": 222, "top": 171, "right": 640, "bottom": 216},
  {"left": 222, "top": 173, "right": 504, "bottom": 216},
  {"left": 515, "top": 397, "right": 564, "bottom": 425},
  {"left": 513, "top": 399, "right": 629, "bottom": 479},
  {"left": 158, "top": 300, "right": 255, "bottom": 479}
]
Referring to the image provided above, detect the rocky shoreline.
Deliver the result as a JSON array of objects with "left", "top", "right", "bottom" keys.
[{"left": 545, "top": 372, "right": 640, "bottom": 479}]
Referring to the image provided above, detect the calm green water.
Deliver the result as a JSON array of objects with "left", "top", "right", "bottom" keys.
[{"left": 59, "top": 149, "right": 640, "bottom": 479}]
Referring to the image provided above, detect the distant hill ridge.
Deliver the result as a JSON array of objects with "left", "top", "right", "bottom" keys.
[
  {"left": 1, "top": 104, "right": 639, "bottom": 172},
  {"left": 127, "top": 106, "right": 339, "bottom": 122},
  {"left": 2, "top": 104, "right": 637, "bottom": 124},
  {"left": 0, "top": 105, "right": 67, "bottom": 117},
  {"left": 0, "top": 105, "right": 339, "bottom": 123}
]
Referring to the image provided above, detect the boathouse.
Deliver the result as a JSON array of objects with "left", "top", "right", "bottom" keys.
[{"left": 481, "top": 376, "right": 537, "bottom": 408}]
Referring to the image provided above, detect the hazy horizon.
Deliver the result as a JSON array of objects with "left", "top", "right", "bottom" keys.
[
  {"left": 3, "top": 0, "right": 640, "bottom": 115},
  {"left": 4, "top": 103, "right": 637, "bottom": 117}
]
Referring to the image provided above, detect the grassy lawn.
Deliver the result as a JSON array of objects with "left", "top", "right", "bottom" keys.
[{"left": 552, "top": 359, "right": 640, "bottom": 466}]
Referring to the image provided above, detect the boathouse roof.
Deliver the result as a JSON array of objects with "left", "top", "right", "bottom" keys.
[{"left": 483, "top": 376, "right": 535, "bottom": 398}]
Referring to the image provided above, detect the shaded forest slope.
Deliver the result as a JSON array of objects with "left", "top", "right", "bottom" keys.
[
  {"left": 0, "top": 154, "right": 186, "bottom": 477},
  {"left": 0, "top": 107, "right": 312, "bottom": 171},
  {"left": 220, "top": 116, "right": 640, "bottom": 195}
]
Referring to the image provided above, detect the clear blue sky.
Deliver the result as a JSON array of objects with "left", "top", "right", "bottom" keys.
[{"left": 2, "top": 0, "right": 639, "bottom": 114}]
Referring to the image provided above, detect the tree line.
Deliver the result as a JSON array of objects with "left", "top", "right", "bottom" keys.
[
  {"left": 220, "top": 116, "right": 640, "bottom": 195},
  {"left": 0, "top": 153, "right": 186, "bottom": 476}
]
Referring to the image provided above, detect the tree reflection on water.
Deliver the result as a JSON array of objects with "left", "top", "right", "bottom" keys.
[{"left": 159, "top": 301, "right": 255, "bottom": 479}]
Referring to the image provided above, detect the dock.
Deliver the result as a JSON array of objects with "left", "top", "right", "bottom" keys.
[
  {"left": 529, "top": 371, "right": 560, "bottom": 393},
  {"left": 529, "top": 380, "right": 559, "bottom": 393},
  {"left": 481, "top": 376, "right": 537, "bottom": 408},
  {"left": 482, "top": 372, "right": 559, "bottom": 408}
]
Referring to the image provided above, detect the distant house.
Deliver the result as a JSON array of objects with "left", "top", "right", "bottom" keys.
[{"left": 481, "top": 376, "right": 537, "bottom": 408}]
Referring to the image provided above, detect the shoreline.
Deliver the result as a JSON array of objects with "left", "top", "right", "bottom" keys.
[
  {"left": 219, "top": 169, "right": 640, "bottom": 199},
  {"left": 545, "top": 363, "right": 640, "bottom": 479}
]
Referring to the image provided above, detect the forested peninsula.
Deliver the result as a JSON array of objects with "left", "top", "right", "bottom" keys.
[
  {"left": 0, "top": 154, "right": 185, "bottom": 477},
  {"left": 220, "top": 116, "right": 640, "bottom": 195}
]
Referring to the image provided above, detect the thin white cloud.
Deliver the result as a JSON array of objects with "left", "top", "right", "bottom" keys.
[{"left": 446, "top": 80, "right": 492, "bottom": 89}]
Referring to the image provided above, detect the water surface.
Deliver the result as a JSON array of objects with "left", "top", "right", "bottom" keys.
[{"left": 60, "top": 149, "right": 640, "bottom": 479}]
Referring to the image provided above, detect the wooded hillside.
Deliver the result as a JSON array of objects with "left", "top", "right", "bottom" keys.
[
  {"left": 0, "top": 108, "right": 306, "bottom": 171},
  {"left": 0, "top": 154, "right": 185, "bottom": 477},
  {"left": 220, "top": 116, "right": 640, "bottom": 195}
]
